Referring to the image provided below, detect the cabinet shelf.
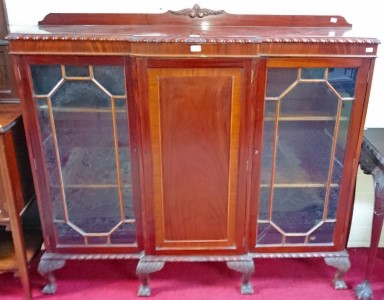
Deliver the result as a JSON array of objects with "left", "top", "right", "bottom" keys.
[
  {"left": 260, "top": 183, "right": 340, "bottom": 188},
  {"left": 54, "top": 184, "right": 132, "bottom": 189},
  {"left": 0, "top": 200, "right": 42, "bottom": 272},
  {"left": 37, "top": 105, "right": 127, "bottom": 114},
  {"left": 0, "top": 229, "right": 42, "bottom": 271},
  {"left": 264, "top": 116, "right": 350, "bottom": 122}
]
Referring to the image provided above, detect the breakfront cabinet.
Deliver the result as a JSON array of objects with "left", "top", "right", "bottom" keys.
[{"left": 7, "top": 5, "right": 379, "bottom": 296}]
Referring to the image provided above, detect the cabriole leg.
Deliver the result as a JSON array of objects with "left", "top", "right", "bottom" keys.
[
  {"left": 324, "top": 255, "right": 350, "bottom": 290},
  {"left": 136, "top": 259, "right": 165, "bottom": 297},
  {"left": 226, "top": 259, "right": 254, "bottom": 295},
  {"left": 354, "top": 164, "right": 384, "bottom": 300},
  {"left": 37, "top": 254, "right": 65, "bottom": 294}
]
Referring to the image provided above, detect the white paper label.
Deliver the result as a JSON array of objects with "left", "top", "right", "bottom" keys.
[
  {"left": 190, "top": 45, "right": 202, "bottom": 52},
  {"left": 330, "top": 17, "right": 338, "bottom": 23}
]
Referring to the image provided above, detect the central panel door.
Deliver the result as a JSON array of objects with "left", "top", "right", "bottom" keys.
[{"left": 142, "top": 59, "right": 250, "bottom": 254}]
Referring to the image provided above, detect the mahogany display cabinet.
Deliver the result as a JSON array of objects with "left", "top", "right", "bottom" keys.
[{"left": 6, "top": 5, "right": 379, "bottom": 296}]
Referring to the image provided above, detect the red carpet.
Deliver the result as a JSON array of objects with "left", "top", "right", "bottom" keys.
[{"left": 1, "top": 248, "right": 384, "bottom": 299}]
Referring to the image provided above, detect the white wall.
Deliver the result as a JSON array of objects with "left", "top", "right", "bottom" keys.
[
  {"left": 4, "top": 0, "right": 383, "bottom": 247},
  {"left": 348, "top": 169, "right": 384, "bottom": 247}
]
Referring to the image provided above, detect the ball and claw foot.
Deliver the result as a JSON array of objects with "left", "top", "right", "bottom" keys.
[
  {"left": 324, "top": 255, "right": 350, "bottom": 290},
  {"left": 241, "top": 282, "right": 254, "bottom": 295},
  {"left": 333, "top": 278, "right": 348, "bottom": 290},
  {"left": 136, "top": 260, "right": 165, "bottom": 297},
  {"left": 137, "top": 284, "right": 151, "bottom": 297},
  {"left": 355, "top": 280, "right": 373, "bottom": 300},
  {"left": 38, "top": 257, "right": 65, "bottom": 295},
  {"left": 42, "top": 282, "right": 57, "bottom": 295},
  {"left": 226, "top": 259, "right": 255, "bottom": 295}
]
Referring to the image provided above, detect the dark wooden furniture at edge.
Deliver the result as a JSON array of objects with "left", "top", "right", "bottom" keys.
[
  {"left": 355, "top": 128, "right": 384, "bottom": 300},
  {"left": 0, "top": 0, "right": 18, "bottom": 103},
  {"left": 0, "top": 104, "right": 41, "bottom": 300},
  {"left": 6, "top": 4, "right": 379, "bottom": 297}
]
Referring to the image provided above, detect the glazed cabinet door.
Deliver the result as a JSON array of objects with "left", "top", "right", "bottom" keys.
[
  {"left": 17, "top": 56, "right": 143, "bottom": 253},
  {"left": 250, "top": 58, "right": 373, "bottom": 252},
  {"left": 137, "top": 59, "right": 253, "bottom": 255}
]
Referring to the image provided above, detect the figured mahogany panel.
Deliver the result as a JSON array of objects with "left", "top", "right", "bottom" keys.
[{"left": 147, "top": 66, "right": 244, "bottom": 251}]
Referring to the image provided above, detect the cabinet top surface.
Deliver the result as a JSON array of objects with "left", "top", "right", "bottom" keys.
[
  {"left": 363, "top": 129, "right": 384, "bottom": 167},
  {"left": 6, "top": 7, "right": 380, "bottom": 45}
]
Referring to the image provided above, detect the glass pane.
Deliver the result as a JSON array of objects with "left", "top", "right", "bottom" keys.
[
  {"left": 51, "top": 81, "right": 110, "bottom": 108},
  {"left": 43, "top": 137, "right": 65, "bottom": 221},
  {"left": 115, "top": 98, "right": 132, "bottom": 186},
  {"left": 327, "top": 187, "right": 340, "bottom": 220},
  {"left": 258, "top": 187, "right": 270, "bottom": 221},
  {"left": 257, "top": 223, "right": 282, "bottom": 245},
  {"left": 286, "top": 236, "right": 306, "bottom": 244},
  {"left": 261, "top": 101, "right": 276, "bottom": 185},
  {"left": 31, "top": 65, "right": 62, "bottom": 95},
  {"left": 93, "top": 66, "right": 125, "bottom": 96},
  {"left": 275, "top": 121, "right": 335, "bottom": 184},
  {"left": 301, "top": 68, "right": 325, "bottom": 79},
  {"left": 266, "top": 68, "right": 297, "bottom": 98},
  {"left": 123, "top": 187, "right": 135, "bottom": 219},
  {"left": 115, "top": 99, "right": 134, "bottom": 220},
  {"left": 257, "top": 66, "right": 355, "bottom": 248},
  {"left": 272, "top": 188, "right": 325, "bottom": 233},
  {"left": 110, "top": 223, "right": 136, "bottom": 244},
  {"left": 280, "top": 83, "right": 339, "bottom": 118},
  {"left": 332, "top": 101, "right": 353, "bottom": 184},
  {"left": 65, "top": 65, "right": 90, "bottom": 77},
  {"left": 64, "top": 188, "right": 120, "bottom": 233},
  {"left": 56, "top": 223, "right": 83, "bottom": 245},
  {"left": 328, "top": 68, "right": 357, "bottom": 97},
  {"left": 308, "top": 222, "right": 335, "bottom": 244},
  {"left": 35, "top": 98, "right": 50, "bottom": 142},
  {"left": 88, "top": 237, "right": 109, "bottom": 244},
  {"left": 35, "top": 98, "right": 65, "bottom": 221},
  {"left": 32, "top": 64, "right": 136, "bottom": 247}
]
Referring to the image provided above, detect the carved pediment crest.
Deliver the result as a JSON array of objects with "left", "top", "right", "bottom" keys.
[{"left": 169, "top": 4, "right": 225, "bottom": 18}]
